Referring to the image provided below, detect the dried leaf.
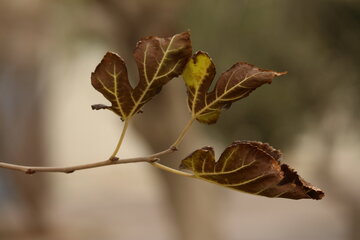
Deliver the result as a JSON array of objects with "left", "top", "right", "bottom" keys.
[
  {"left": 182, "top": 51, "right": 286, "bottom": 124},
  {"left": 180, "top": 141, "right": 324, "bottom": 200},
  {"left": 91, "top": 32, "right": 192, "bottom": 120}
]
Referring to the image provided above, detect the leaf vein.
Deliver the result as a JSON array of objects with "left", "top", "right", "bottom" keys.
[
  {"left": 196, "top": 72, "right": 262, "bottom": 117},
  {"left": 96, "top": 77, "right": 115, "bottom": 95},
  {"left": 129, "top": 35, "right": 177, "bottom": 117},
  {"left": 220, "top": 148, "right": 236, "bottom": 172},
  {"left": 201, "top": 157, "right": 207, "bottom": 173},
  {"left": 198, "top": 159, "right": 256, "bottom": 176},
  {"left": 112, "top": 64, "right": 126, "bottom": 117},
  {"left": 222, "top": 174, "right": 266, "bottom": 187},
  {"left": 154, "top": 59, "right": 181, "bottom": 80},
  {"left": 143, "top": 44, "right": 150, "bottom": 84}
]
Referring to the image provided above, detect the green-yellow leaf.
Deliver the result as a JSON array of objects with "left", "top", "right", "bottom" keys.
[
  {"left": 91, "top": 32, "right": 192, "bottom": 120},
  {"left": 182, "top": 51, "right": 286, "bottom": 124},
  {"left": 180, "top": 141, "right": 324, "bottom": 200}
]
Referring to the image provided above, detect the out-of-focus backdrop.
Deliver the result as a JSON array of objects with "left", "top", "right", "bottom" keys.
[{"left": 0, "top": 0, "right": 359, "bottom": 240}]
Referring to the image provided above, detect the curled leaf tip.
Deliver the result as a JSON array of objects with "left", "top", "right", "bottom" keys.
[{"left": 180, "top": 141, "right": 324, "bottom": 200}]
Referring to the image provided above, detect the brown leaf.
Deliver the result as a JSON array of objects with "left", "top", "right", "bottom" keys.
[
  {"left": 180, "top": 141, "right": 324, "bottom": 200},
  {"left": 91, "top": 32, "right": 192, "bottom": 120},
  {"left": 182, "top": 51, "right": 286, "bottom": 124}
]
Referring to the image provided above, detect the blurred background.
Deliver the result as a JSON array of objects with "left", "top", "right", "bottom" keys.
[{"left": 0, "top": 0, "right": 359, "bottom": 239}]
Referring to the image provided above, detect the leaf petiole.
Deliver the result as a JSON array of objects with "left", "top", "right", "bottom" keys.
[
  {"left": 110, "top": 119, "right": 130, "bottom": 159},
  {"left": 171, "top": 117, "right": 195, "bottom": 149},
  {"left": 151, "top": 162, "right": 195, "bottom": 178}
]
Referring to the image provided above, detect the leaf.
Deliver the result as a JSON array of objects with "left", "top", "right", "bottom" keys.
[
  {"left": 182, "top": 51, "right": 286, "bottom": 124},
  {"left": 91, "top": 31, "right": 192, "bottom": 120},
  {"left": 180, "top": 141, "right": 324, "bottom": 200}
]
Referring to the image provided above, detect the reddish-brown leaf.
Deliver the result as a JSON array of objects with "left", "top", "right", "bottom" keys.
[
  {"left": 180, "top": 141, "right": 324, "bottom": 200},
  {"left": 182, "top": 52, "right": 286, "bottom": 124},
  {"left": 91, "top": 32, "right": 192, "bottom": 120}
]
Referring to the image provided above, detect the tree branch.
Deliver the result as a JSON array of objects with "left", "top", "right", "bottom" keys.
[
  {"left": 0, "top": 156, "right": 159, "bottom": 174},
  {"left": 0, "top": 144, "right": 183, "bottom": 175},
  {"left": 0, "top": 117, "right": 195, "bottom": 176}
]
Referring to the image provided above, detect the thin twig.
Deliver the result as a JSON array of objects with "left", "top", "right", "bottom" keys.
[
  {"left": 148, "top": 146, "right": 178, "bottom": 158},
  {"left": 147, "top": 146, "right": 195, "bottom": 177},
  {"left": 0, "top": 118, "right": 195, "bottom": 177},
  {"left": 171, "top": 117, "right": 195, "bottom": 148},
  {"left": 147, "top": 119, "right": 196, "bottom": 177},
  {"left": 0, "top": 143, "right": 180, "bottom": 174},
  {"left": 0, "top": 156, "right": 158, "bottom": 174}
]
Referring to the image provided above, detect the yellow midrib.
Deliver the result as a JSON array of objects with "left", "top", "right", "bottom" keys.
[
  {"left": 128, "top": 35, "right": 176, "bottom": 117},
  {"left": 99, "top": 64, "right": 126, "bottom": 118},
  {"left": 194, "top": 72, "right": 262, "bottom": 118},
  {"left": 221, "top": 174, "right": 266, "bottom": 187},
  {"left": 191, "top": 85, "right": 200, "bottom": 117},
  {"left": 193, "top": 172, "right": 279, "bottom": 197},
  {"left": 112, "top": 65, "right": 127, "bottom": 118},
  {"left": 196, "top": 159, "right": 256, "bottom": 176}
]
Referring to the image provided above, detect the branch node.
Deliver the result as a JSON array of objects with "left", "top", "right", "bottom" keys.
[
  {"left": 66, "top": 170, "right": 75, "bottom": 174},
  {"left": 150, "top": 157, "right": 159, "bottom": 163},
  {"left": 170, "top": 146, "right": 178, "bottom": 151},
  {"left": 26, "top": 169, "right": 36, "bottom": 175},
  {"left": 110, "top": 157, "right": 119, "bottom": 162}
]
